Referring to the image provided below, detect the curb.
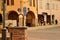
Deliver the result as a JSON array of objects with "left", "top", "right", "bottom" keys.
[{"left": 27, "top": 25, "right": 60, "bottom": 30}]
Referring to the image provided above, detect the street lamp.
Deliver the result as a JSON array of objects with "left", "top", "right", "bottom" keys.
[{"left": 2, "top": 0, "right": 6, "bottom": 40}]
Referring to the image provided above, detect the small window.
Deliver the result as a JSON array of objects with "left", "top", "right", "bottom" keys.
[
  {"left": 7, "top": 0, "right": 9, "bottom": 5},
  {"left": 46, "top": 3, "right": 50, "bottom": 10},
  {"left": 11, "top": 0, "right": 14, "bottom": 5},
  {"left": 29, "top": 0, "right": 32, "bottom": 6},
  {"left": 33, "top": 0, "right": 35, "bottom": 7},
  {"left": 38, "top": 0, "right": 42, "bottom": 9}
]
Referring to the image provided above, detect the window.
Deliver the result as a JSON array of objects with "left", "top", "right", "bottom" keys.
[
  {"left": 39, "top": 2, "right": 42, "bottom": 9},
  {"left": 38, "top": 0, "right": 42, "bottom": 9},
  {"left": 11, "top": 0, "right": 14, "bottom": 5},
  {"left": 33, "top": 0, "right": 35, "bottom": 7},
  {"left": 29, "top": 0, "right": 32, "bottom": 6},
  {"left": 56, "top": 4, "right": 58, "bottom": 10},
  {"left": 52, "top": 3, "right": 54, "bottom": 10},
  {"left": 7, "top": 0, "right": 14, "bottom": 5},
  {"left": 46, "top": 3, "right": 50, "bottom": 10},
  {"left": 7, "top": 0, "right": 9, "bottom": 5}
]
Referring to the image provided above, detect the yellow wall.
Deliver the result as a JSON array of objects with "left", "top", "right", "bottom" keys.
[
  {"left": 0, "top": 0, "right": 37, "bottom": 15},
  {"left": 0, "top": 0, "right": 38, "bottom": 26}
]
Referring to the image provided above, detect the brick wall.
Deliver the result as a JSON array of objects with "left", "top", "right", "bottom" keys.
[{"left": 9, "top": 27, "right": 27, "bottom": 40}]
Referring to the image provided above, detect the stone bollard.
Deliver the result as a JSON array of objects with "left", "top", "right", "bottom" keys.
[{"left": 9, "top": 27, "right": 27, "bottom": 40}]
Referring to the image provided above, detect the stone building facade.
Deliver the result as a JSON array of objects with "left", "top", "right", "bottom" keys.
[
  {"left": 38, "top": 0, "right": 60, "bottom": 25},
  {"left": 0, "top": 0, "right": 38, "bottom": 27},
  {"left": 0, "top": 0, "right": 60, "bottom": 27}
]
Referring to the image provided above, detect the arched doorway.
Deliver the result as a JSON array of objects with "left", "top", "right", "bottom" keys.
[
  {"left": 38, "top": 14, "right": 44, "bottom": 25},
  {"left": 0, "top": 14, "right": 2, "bottom": 25},
  {"left": 26, "top": 11, "right": 35, "bottom": 27},
  {"left": 8, "top": 11, "right": 19, "bottom": 26}
]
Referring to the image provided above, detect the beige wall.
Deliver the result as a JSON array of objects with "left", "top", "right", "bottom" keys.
[{"left": 38, "top": 0, "right": 60, "bottom": 24}]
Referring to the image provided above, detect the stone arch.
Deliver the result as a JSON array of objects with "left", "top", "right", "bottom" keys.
[
  {"left": 0, "top": 14, "right": 2, "bottom": 25},
  {"left": 26, "top": 11, "right": 35, "bottom": 27},
  {"left": 8, "top": 11, "right": 19, "bottom": 26}
]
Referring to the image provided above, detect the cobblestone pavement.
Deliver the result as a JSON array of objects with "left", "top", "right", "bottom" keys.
[{"left": 27, "top": 25, "right": 60, "bottom": 40}]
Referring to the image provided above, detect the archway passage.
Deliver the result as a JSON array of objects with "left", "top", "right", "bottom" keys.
[
  {"left": 38, "top": 14, "right": 44, "bottom": 26},
  {"left": 26, "top": 11, "right": 35, "bottom": 27},
  {"left": 8, "top": 11, "right": 19, "bottom": 26},
  {"left": 38, "top": 15, "right": 44, "bottom": 22},
  {"left": 0, "top": 14, "right": 2, "bottom": 25},
  {"left": 47, "top": 15, "right": 51, "bottom": 24}
]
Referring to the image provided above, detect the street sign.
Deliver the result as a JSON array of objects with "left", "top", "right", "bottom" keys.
[
  {"left": 18, "top": 8, "right": 21, "bottom": 12},
  {"left": 23, "top": 7, "right": 26, "bottom": 16}
]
